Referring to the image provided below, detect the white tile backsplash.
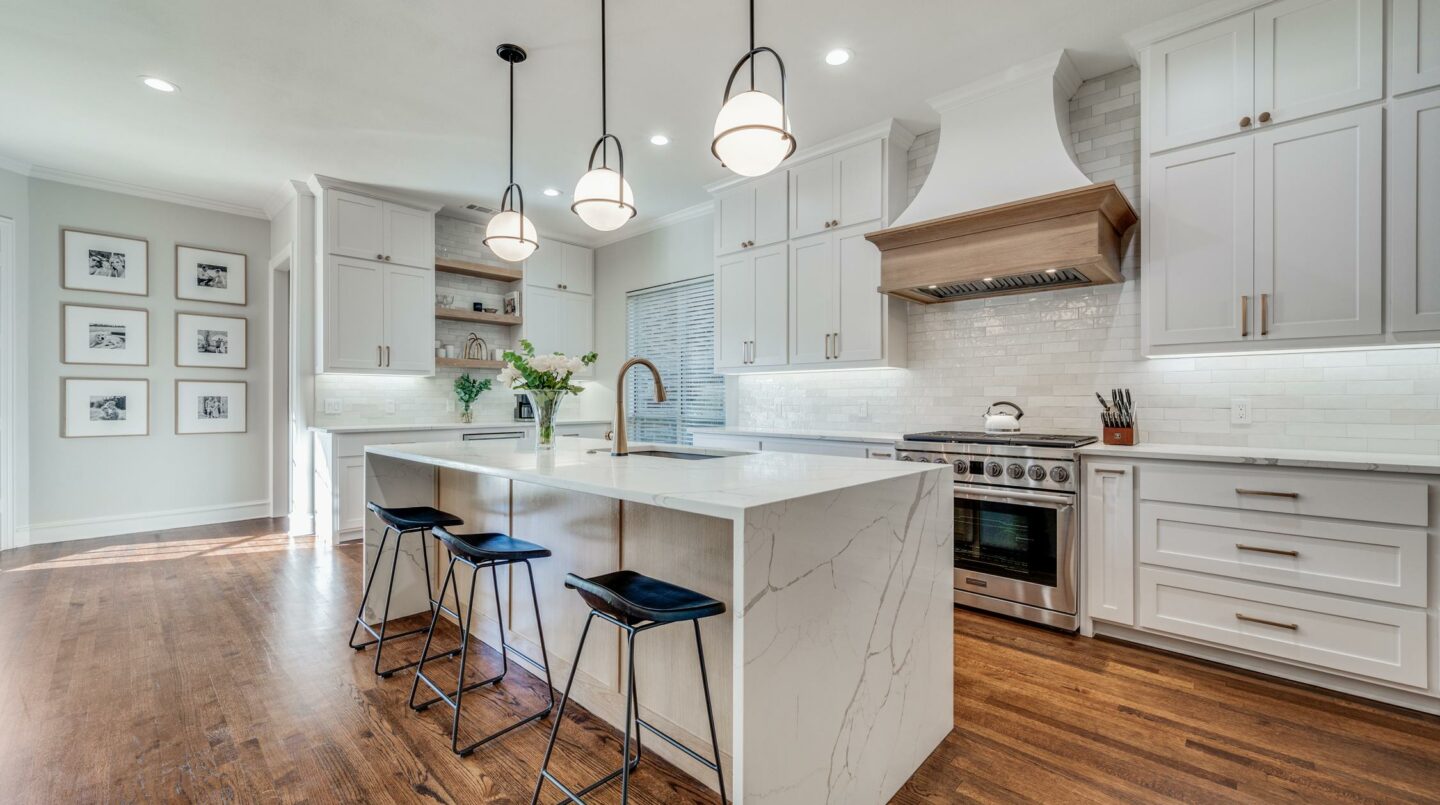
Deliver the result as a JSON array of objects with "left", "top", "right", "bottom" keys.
[{"left": 736, "top": 66, "right": 1440, "bottom": 455}]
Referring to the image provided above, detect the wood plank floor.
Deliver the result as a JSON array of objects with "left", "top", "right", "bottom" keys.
[{"left": 1, "top": 518, "right": 1437, "bottom": 803}]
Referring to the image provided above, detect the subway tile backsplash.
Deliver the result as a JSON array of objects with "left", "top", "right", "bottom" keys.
[{"left": 735, "top": 66, "right": 1440, "bottom": 454}]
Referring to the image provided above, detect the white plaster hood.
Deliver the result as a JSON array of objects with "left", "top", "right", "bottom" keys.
[{"left": 868, "top": 50, "right": 1136, "bottom": 304}]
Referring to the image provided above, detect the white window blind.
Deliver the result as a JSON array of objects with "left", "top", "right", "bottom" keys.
[{"left": 625, "top": 276, "right": 724, "bottom": 445}]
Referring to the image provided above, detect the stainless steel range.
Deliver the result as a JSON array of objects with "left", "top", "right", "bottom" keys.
[{"left": 896, "top": 430, "right": 1097, "bottom": 631}]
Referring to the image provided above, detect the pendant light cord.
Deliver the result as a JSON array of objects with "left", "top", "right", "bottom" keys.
[
  {"left": 601, "top": 0, "right": 608, "bottom": 165},
  {"left": 749, "top": 0, "right": 756, "bottom": 89},
  {"left": 508, "top": 56, "right": 515, "bottom": 186}
]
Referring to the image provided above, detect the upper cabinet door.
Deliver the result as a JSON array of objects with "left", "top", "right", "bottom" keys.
[
  {"left": 560, "top": 290, "right": 594, "bottom": 373},
  {"left": 790, "top": 156, "right": 835, "bottom": 238},
  {"left": 1254, "top": 106, "right": 1382, "bottom": 340},
  {"left": 1389, "top": 89, "right": 1440, "bottom": 332},
  {"left": 523, "top": 243, "right": 565, "bottom": 290},
  {"left": 381, "top": 202, "right": 433, "bottom": 268},
  {"left": 561, "top": 243, "right": 595, "bottom": 295},
  {"left": 382, "top": 264, "right": 435, "bottom": 372},
  {"left": 1392, "top": 0, "right": 1440, "bottom": 95},
  {"left": 790, "top": 233, "right": 835, "bottom": 364},
  {"left": 834, "top": 140, "right": 884, "bottom": 228},
  {"left": 714, "top": 254, "right": 755, "bottom": 369},
  {"left": 1146, "top": 138, "right": 1255, "bottom": 348},
  {"left": 329, "top": 191, "right": 386, "bottom": 260},
  {"left": 832, "top": 224, "right": 883, "bottom": 362},
  {"left": 1148, "top": 14, "right": 1255, "bottom": 152},
  {"left": 716, "top": 184, "right": 755, "bottom": 255},
  {"left": 1255, "top": 0, "right": 1382, "bottom": 126},
  {"left": 327, "top": 257, "right": 387, "bottom": 370},
  {"left": 522, "top": 285, "right": 564, "bottom": 354},
  {"left": 751, "top": 172, "right": 790, "bottom": 249},
  {"left": 751, "top": 245, "right": 789, "bottom": 366}
]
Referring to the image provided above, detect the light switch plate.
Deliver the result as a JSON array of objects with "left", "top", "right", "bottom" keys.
[
  {"left": 323, "top": 399, "right": 342, "bottom": 414},
  {"left": 1230, "top": 397, "right": 1252, "bottom": 425},
  {"left": 383, "top": 400, "right": 396, "bottom": 415}
]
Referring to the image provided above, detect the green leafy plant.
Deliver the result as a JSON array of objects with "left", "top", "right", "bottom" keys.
[{"left": 453, "top": 373, "right": 492, "bottom": 422}]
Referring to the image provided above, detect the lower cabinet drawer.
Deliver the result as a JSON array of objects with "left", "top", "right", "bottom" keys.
[
  {"left": 1138, "top": 502, "right": 1428, "bottom": 606},
  {"left": 1137, "top": 567, "right": 1429, "bottom": 688},
  {"left": 1138, "top": 463, "right": 1428, "bottom": 527}
]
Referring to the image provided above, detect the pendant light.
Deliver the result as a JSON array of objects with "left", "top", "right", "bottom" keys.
[
  {"left": 711, "top": 0, "right": 796, "bottom": 177},
  {"left": 572, "top": 0, "right": 637, "bottom": 232},
  {"left": 484, "top": 44, "right": 539, "bottom": 263}
]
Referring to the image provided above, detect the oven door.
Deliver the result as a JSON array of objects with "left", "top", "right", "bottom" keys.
[{"left": 952, "top": 484, "right": 1078, "bottom": 615}]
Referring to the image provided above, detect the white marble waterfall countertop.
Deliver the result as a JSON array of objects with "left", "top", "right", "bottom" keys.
[
  {"left": 1081, "top": 442, "right": 1440, "bottom": 475},
  {"left": 312, "top": 419, "right": 609, "bottom": 434},
  {"left": 366, "top": 437, "right": 946, "bottom": 519}
]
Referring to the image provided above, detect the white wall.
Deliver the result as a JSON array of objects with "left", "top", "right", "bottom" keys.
[
  {"left": 0, "top": 167, "right": 31, "bottom": 547},
  {"left": 731, "top": 66, "right": 1440, "bottom": 455},
  {"left": 24, "top": 179, "right": 273, "bottom": 542}
]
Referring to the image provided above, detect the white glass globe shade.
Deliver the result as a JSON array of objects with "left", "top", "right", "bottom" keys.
[
  {"left": 572, "top": 167, "right": 636, "bottom": 232},
  {"left": 483, "top": 210, "right": 538, "bottom": 262},
  {"left": 712, "top": 90, "right": 793, "bottom": 177}
]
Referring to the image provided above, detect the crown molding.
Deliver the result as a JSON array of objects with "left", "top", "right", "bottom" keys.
[
  {"left": 590, "top": 200, "right": 715, "bottom": 249},
  {"left": 0, "top": 153, "right": 32, "bottom": 177},
  {"left": 703, "top": 118, "right": 915, "bottom": 196},
  {"left": 308, "top": 174, "right": 444, "bottom": 213},
  {"left": 27, "top": 164, "right": 268, "bottom": 219},
  {"left": 1123, "top": 0, "right": 1270, "bottom": 56}
]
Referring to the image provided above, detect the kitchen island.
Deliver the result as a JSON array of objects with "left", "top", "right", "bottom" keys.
[{"left": 363, "top": 438, "right": 952, "bottom": 804}]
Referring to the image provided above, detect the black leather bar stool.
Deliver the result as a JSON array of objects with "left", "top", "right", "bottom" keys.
[
  {"left": 350, "top": 503, "right": 464, "bottom": 677},
  {"left": 532, "top": 570, "right": 727, "bottom": 805},
  {"left": 408, "top": 525, "right": 556, "bottom": 756}
]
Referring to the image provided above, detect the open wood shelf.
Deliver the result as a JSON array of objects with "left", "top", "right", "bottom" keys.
[
  {"left": 436, "top": 357, "right": 506, "bottom": 370},
  {"left": 435, "top": 258, "right": 523, "bottom": 283},
  {"left": 435, "top": 307, "right": 523, "bottom": 326}
]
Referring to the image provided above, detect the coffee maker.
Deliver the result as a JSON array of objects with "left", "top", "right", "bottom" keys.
[{"left": 514, "top": 393, "right": 534, "bottom": 420}]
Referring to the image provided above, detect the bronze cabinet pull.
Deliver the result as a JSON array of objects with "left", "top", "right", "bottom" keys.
[
  {"left": 1261, "top": 293, "right": 1270, "bottom": 336},
  {"left": 385, "top": 345, "right": 391, "bottom": 367},
  {"left": 1236, "top": 613, "right": 1298, "bottom": 630},
  {"left": 1240, "top": 116, "right": 1253, "bottom": 128},
  {"left": 1241, "top": 295, "right": 1250, "bottom": 337},
  {"left": 378, "top": 345, "right": 383, "bottom": 367},
  {"left": 1237, "top": 543, "right": 1299, "bottom": 557},
  {"left": 1259, "top": 111, "right": 1273, "bottom": 123},
  {"left": 1235, "top": 488, "right": 1300, "bottom": 499}
]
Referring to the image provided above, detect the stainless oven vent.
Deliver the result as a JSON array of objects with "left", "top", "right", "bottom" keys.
[{"left": 917, "top": 266, "right": 1088, "bottom": 301}]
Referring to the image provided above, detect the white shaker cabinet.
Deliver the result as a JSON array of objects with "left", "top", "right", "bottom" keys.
[
  {"left": 1084, "top": 462, "right": 1135, "bottom": 627},
  {"left": 1254, "top": 0, "right": 1383, "bottom": 127},
  {"left": 716, "top": 172, "right": 788, "bottom": 256},
  {"left": 1147, "top": 15, "right": 1255, "bottom": 152},
  {"left": 1254, "top": 106, "right": 1382, "bottom": 340},
  {"left": 524, "top": 285, "right": 594, "bottom": 371},
  {"left": 790, "top": 139, "right": 883, "bottom": 238},
  {"left": 1389, "top": 88, "right": 1440, "bottom": 333},
  {"left": 789, "top": 234, "right": 834, "bottom": 365},
  {"left": 329, "top": 189, "right": 435, "bottom": 269},
  {"left": 789, "top": 223, "right": 888, "bottom": 366},
  {"left": 382, "top": 202, "right": 435, "bottom": 269},
  {"left": 1393, "top": 0, "right": 1440, "bottom": 95},
  {"left": 525, "top": 242, "right": 594, "bottom": 294},
  {"left": 715, "top": 245, "right": 787, "bottom": 369},
  {"left": 382, "top": 264, "right": 436, "bottom": 371}
]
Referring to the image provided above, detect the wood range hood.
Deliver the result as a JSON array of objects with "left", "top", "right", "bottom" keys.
[{"left": 866, "top": 182, "right": 1137, "bottom": 304}]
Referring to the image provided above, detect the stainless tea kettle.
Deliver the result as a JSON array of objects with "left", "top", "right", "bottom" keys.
[{"left": 982, "top": 401, "right": 1024, "bottom": 433}]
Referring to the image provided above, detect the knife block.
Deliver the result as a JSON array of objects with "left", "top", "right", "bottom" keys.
[{"left": 1102, "top": 423, "right": 1137, "bottom": 445}]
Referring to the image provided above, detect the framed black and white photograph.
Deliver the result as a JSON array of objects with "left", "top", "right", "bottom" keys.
[
  {"left": 175, "top": 380, "right": 247, "bottom": 434},
  {"left": 62, "top": 228, "right": 149, "bottom": 296},
  {"left": 175, "top": 312, "right": 247, "bottom": 369},
  {"left": 176, "top": 244, "right": 246, "bottom": 306},
  {"left": 62, "top": 377, "right": 149, "bottom": 438},
  {"left": 62, "top": 303, "right": 149, "bottom": 366}
]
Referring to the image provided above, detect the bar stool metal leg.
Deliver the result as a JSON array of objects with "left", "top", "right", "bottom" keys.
[
  {"left": 408, "top": 558, "right": 457, "bottom": 710},
  {"left": 694, "top": 621, "right": 728, "bottom": 805},
  {"left": 348, "top": 525, "right": 392, "bottom": 651}
]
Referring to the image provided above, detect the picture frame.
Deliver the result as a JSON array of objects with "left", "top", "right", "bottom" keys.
[
  {"left": 62, "top": 303, "right": 149, "bottom": 366},
  {"left": 62, "top": 228, "right": 149, "bottom": 296},
  {"left": 175, "top": 244, "right": 247, "bottom": 306},
  {"left": 175, "top": 312, "right": 247, "bottom": 369},
  {"left": 62, "top": 377, "right": 149, "bottom": 438},
  {"left": 175, "top": 380, "right": 247, "bottom": 435}
]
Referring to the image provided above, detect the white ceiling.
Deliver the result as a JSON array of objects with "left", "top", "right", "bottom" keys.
[{"left": 0, "top": 0, "right": 1195, "bottom": 245}]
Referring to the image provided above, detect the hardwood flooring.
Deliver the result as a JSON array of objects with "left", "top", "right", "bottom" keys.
[{"left": 1, "top": 518, "right": 1437, "bottom": 803}]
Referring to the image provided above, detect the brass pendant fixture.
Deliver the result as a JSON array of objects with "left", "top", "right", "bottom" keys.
[
  {"left": 711, "top": 0, "right": 796, "bottom": 177},
  {"left": 483, "top": 43, "right": 540, "bottom": 262},
  {"left": 573, "top": 0, "right": 637, "bottom": 232}
]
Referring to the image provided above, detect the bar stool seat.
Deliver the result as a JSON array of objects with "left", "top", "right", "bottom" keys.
[
  {"left": 437, "top": 530, "right": 552, "bottom": 563},
  {"left": 367, "top": 502, "right": 463, "bottom": 532},
  {"left": 566, "top": 570, "right": 725, "bottom": 624}
]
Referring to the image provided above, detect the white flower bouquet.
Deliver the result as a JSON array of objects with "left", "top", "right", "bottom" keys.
[{"left": 497, "top": 339, "right": 598, "bottom": 450}]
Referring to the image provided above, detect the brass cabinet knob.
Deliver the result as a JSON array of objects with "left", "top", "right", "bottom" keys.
[
  {"left": 376, "top": 253, "right": 384, "bottom": 260},
  {"left": 831, "top": 219, "right": 839, "bottom": 227},
  {"left": 1240, "top": 116, "right": 1252, "bottom": 128},
  {"left": 1258, "top": 111, "right": 1272, "bottom": 123}
]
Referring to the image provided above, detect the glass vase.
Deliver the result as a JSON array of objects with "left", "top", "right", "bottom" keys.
[
  {"left": 459, "top": 404, "right": 474, "bottom": 424},
  {"left": 526, "top": 390, "right": 565, "bottom": 452}
]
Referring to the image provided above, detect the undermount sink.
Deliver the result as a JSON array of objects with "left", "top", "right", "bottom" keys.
[{"left": 625, "top": 449, "right": 724, "bottom": 461}]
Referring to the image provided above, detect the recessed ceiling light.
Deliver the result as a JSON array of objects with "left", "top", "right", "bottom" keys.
[
  {"left": 1045, "top": 268, "right": 1058, "bottom": 274},
  {"left": 983, "top": 277, "right": 994, "bottom": 282},
  {"left": 141, "top": 76, "right": 178, "bottom": 93},
  {"left": 825, "top": 48, "right": 852, "bottom": 66},
  {"left": 928, "top": 285, "right": 938, "bottom": 289},
  {"left": 543, "top": 188, "right": 561, "bottom": 197},
  {"left": 650, "top": 134, "right": 670, "bottom": 146}
]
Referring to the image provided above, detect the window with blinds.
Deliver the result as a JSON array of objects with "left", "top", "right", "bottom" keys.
[{"left": 625, "top": 276, "right": 724, "bottom": 445}]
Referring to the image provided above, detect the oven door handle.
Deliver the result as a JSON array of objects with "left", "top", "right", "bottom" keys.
[{"left": 953, "top": 485, "right": 1075, "bottom": 509}]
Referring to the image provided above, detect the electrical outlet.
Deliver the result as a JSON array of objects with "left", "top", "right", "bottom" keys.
[
  {"left": 1230, "top": 397, "right": 1252, "bottom": 425},
  {"left": 323, "top": 399, "right": 342, "bottom": 415},
  {"left": 383, "top": 400, "right": 397, "bottom": 415}
]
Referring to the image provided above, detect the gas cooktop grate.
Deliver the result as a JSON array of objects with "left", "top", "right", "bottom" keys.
[
  {"left": 903, "top": 431, "right": 1098, "bottom": 448},
  {"left": 916, "top": 267, "right": 1088, "bottom": 300}
]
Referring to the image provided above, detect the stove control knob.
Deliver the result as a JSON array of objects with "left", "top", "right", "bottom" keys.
[
  {"left": 1006, "top": 463, "right": 1025, "bottom": 479},
  {"left": 1049, "top": 466, "right": 1070, "bottom": 483},
  {"left": 953, "top": 460, "right": 967, "bottom": 474},
  {"left": 934, "top": 457, "right": 949, "bottom": 464},
  {"left": 899, "top": 454, "right": 913, "bottom": 462},
  {"left": 1027, "top": 465, "right": 1048, "bottom": 482},
  {"left": 985, "top": 461, "right": 1003, "bottom": 477}
]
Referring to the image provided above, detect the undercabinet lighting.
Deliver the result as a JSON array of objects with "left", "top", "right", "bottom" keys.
[
  {"left": 649, "top": 134, "right": 670, "bottom": 146},
  {"left": 543, "top": 188, "right": 561, "bottom": 197},
  {"left": 825, "top": 48, "right": 852, "bottom": 66},
  {"left": 141, "top": 76, "right": 178, "bottom": 93}
]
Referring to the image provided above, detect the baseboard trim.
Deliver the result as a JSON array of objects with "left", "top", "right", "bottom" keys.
[{"left": 17, "top": 499, "right": 273, "bottom": 546}]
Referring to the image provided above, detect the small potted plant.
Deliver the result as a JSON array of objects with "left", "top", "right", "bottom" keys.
[
  {"left": 496, "top": 340, "right": 597, "bottom": 451},
  {"left": 453, "top": 373, "right": 492, "bottom": 424}
]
